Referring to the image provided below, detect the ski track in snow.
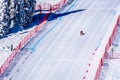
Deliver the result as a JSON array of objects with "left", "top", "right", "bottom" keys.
[{"left": 1, "top": 0, "right": 120, "bottom": 80}]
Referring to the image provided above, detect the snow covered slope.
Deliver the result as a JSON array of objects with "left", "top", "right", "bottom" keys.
[
  {"left": 1, "top": 0, "right": 120, "bottom": 80},
  {"left": 0, "top": 0, "right": 67, "bottom": 77}
]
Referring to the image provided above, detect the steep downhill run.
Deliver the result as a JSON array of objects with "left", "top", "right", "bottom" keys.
[{"left": 2, "top": 0, "right": 120, "bottom": 80}]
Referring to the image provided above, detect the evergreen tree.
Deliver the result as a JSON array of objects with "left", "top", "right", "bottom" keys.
[
  {"left": 0, "top": 0, "right": 36, "bottom": 37},
  {"left": 9, "top": 0, "right": 20, "bottom": 27},
  {"left": 9, "top": 0, "right": 36, "bottom": 27},
  {"left": 19, "top": 0, "right": 36, "bottom": 27},
  {"left": 0, "top": 0, "right": 10, "bottom": 37}
]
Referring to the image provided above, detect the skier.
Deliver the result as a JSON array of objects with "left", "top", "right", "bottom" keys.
[{"left": 80, "top": 30, "right": 85, "bottom": 35}]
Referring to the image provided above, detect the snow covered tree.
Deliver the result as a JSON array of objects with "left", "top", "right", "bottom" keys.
[
  {"left": 9, "top": 0, "right": 35, "bottom": 26},
  {"left": 19, "top": 0, "right": 36, "bottom": 27},
  {"left": 9, "top": 0, "right": 36, "bottom": 27},
  {"left": 0, "top": 0, "right": 36, "bottom": 37},
  {"left": 0, "top": 0, "right": 10, "bottom": 37},
  {"left": 9, "top": 0, "right": 20, "bottom": 27}
]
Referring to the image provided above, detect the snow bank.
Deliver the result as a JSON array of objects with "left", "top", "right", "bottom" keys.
[
  {"left": 99, "top": 59, "right": 120, "bottom": 80},
  {"left": 105, "top": 59, "right": 120, "bottom": 80}
]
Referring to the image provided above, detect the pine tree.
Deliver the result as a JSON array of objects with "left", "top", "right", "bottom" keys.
[
  {"left": 0, "top": 0, "right": 36, "bottom": 37},
  {"left": 0, "top": 0, "right": 10, "bottom": 37},
  {"left": 9, "top": 0, "right": 20, "bottom": 28},
  {"left": 19, "top": 0, "right": 36, "bottom": 27},
  {"left": 9, "top": 0, "right": 36, "bottom": 27}
]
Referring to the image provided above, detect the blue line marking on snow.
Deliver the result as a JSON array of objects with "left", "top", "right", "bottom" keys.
[
  {"left": 59, "top": 0, "right": 77, "bottom": 20},
  {"left": 29, "top": 17, "right": 61, "bottom": 51},
  {"left": 96, "top": 30, "right": 107, "bottom": 49},
  {"left": 96, "top": 38, "right": 103, "bottom": 49},
  {"left": 30, "top": 0, "right": 78, "bottom": 51},
  {"left": 66, "top": 1, "right": 76, "bottom": 12}
]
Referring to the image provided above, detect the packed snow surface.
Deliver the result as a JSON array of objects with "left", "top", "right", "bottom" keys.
[{"left": 1, "top": 0, "right": 120, "bottom": 80}]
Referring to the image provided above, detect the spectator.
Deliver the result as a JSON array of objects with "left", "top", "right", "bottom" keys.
[{"left": 10, "top": 44, "right": 13, "bottom": 51}]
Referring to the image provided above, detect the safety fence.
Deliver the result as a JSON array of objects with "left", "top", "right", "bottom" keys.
[
  {"left": 35, "top": 0, "right": 67, "bottom": 13},
  {"left": 82, "top": 14, "right": 120, "bottom": 80},
  {"left": 0, "top": 14, "right": 49, "bottom": 76},
  {"left": 0, "top": 0, "right": 68, "bottom": 76},
  {"left": 94, "top": 15, "right": 120, "bottom": 80}
]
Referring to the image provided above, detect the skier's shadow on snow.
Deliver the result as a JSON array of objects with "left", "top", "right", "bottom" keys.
[{"left": 24, "top": 9, "right": 85, "bottom": 30}]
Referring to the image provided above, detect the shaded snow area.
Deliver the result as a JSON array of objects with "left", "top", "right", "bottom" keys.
[
  {"left": 98, "top": 23, "right": 120, "bottom": 80},
  {"left": 36, "top": 0, "right": 61, "bottom": 5}
]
